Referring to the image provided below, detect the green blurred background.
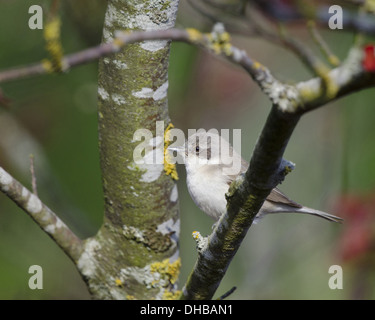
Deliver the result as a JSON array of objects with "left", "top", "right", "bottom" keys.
[{"left": 0, "top": 0, "right": 374, "bottom": 299}]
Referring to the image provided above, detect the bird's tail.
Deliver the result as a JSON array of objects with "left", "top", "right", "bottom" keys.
[
  {"left": 291, "top": 206, "right": 343, "bottom": 223},
  {"left": 258, "top": 204, "right": 343, "bottom": 223}
]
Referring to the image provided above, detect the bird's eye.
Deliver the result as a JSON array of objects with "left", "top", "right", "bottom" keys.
[{"left": 195, "top": 146, "right": 199, "bottom": 153}]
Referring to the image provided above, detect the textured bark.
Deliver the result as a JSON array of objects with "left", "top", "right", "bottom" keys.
[{"left": 76, "top": 0, "right": 181, "bottom": 300}]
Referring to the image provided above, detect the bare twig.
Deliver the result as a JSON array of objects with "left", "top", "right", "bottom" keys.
[
  {"left": 0, "top": 27, "right": 274, "bottom": 92},
  {"left": 29, "top": 154, "right": 38, "bottom": 196},
  {"left": 307, "top": 20, "right": 340, "bottom": 67},
  {"left": 49, "top": 0, "right": 61, "bottom": 19},
  {"left": 0, "top": 166, "right": 83, "bottom": 262},
  {"left": 216, "top": 286, "right": 237, "bottom": 300}
]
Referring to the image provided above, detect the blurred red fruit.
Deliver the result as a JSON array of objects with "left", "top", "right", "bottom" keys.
[
  {"left": 362, "top": 44, "right": 375, "bottom": 72},
  {"left": 333, "top": 193, "right": 375, "bottom": 262}
]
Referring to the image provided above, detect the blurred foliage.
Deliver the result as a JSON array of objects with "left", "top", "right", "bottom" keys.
[{"left": 0, "top": 0, "right": 374, "bottom": 299}]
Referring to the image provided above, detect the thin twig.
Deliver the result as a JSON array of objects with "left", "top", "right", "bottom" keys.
[
  {"left": 216, "top": 286, "right": 237, "bottom": 300},
  {"left": 307, "top": 20, "right": 340, "bottom": 67},
  {"left": 29, "top": 154, "right": 38, "bottom": 196},
  {"left": 0, "top": 28, "right": 274, "bottom": 93},
  {"left": 49, "top": 0, "right": 61, "bottom": 19}
]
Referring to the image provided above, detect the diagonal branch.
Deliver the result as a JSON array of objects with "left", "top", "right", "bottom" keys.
[
  {"left": 0, "top": 27, "right": 271, "bottom": 85},
  {"left": 0, "top": 166, "right": 83, "bottom": 262}
]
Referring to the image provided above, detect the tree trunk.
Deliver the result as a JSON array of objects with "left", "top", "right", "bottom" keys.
[{"left": 76, "top": 0, "right": 181, "bottom": 300}]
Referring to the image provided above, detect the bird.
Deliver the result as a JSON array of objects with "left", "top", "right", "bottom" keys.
[{"left": 169, "top": 129, "right": 343, "bottom": 223}]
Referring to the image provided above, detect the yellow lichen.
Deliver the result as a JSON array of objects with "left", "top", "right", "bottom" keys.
[
  {"left": 298, "top": 85, "right": 320, "bottom": 102},
  {"left": 328, "top": 55, "right": 340, "bottom": 67},
  {"left": 164, "top": 123, "right": 179, "bottom": 180},
  {"left": 253, "top": 61, "right": 263, "bottom": 70},
  {"left": 187, "top": 25, "right": 233, "bottom": 56},
  {"left": 44, "top": 17, "right": 64, "bottom": 72},
  {"left": 364, "top": 0, "right": 375, "bottom": 13},
  {"left": 115, "top": 278, "right": 123, "bottom": 287},
  {"left": 162, "top": 289, "right": 182, "bottom": 300},
  {"left": 150, "top": 257, "right": 181, "bottom": 286},
  {"left": 192, "top": 231, "right": 200, "bottom": 240},
  {"left": 112, "top": 37, "right": 126, "bottom": 50},
  {"left": 186, "top": 28, "right": 203, "bottom": 43},
  {"left": 41, "top": 59, "right": 54, "bottom": 73},
  {"left": 207, "top": 29, "right": 232, "bottom": 56},
  {"left": 314, "top": 63, "right": 339, "bottom": 99},
  {"left": 219, "top": 31, "right": 231, "bottom": 43},
  {"left": 126, "top": 295, "right": 136, "bottom": 300},
  {"left": 284, "top": 165, "right": 293, "bottom": 175},
  {"left": 222, "top": 43, "right": 233, "bottom": 56},
  {"left": 44, "top": 17, "right": 60, "bottom": 41}
]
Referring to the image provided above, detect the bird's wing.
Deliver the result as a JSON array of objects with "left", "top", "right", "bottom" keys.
[
  {"left": 226, "top": 158, "right": 302, "bottom": 208},
  {"left": 266, "top": 188, "right": 302, "bottom": 208},
  {"left": 224, "top": 158, "right": 249, "bottom": 184}
]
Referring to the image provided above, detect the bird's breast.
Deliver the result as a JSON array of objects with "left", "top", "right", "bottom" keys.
[{"left": 186, "top": 167, "right": 229, "bottom": 220}]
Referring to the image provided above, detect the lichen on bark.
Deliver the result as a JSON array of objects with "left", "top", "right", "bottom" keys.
[{"left": 78, "top": 0, "right": 180, "bottom": 299}]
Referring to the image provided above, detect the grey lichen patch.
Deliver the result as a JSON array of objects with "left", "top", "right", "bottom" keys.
[
  {"left": 0, "top": 167, "right": 13, "bottom": 191},
  {"left": 104, "top": 0, "right": 177, "bottom": 31},
  {"left": 140, "top": 40, "right": 168, "bottom": 52},
  {"left": 132, "top": 87, "right": 154, "bottom": 99},
  {"left": 44, "top": 218, "right": 64, "bottom": 234},
  {"left": 260, "top": 79, "right": 302, "bottom": 113},
  {"left": 123, "top": 225, "right": 146, "bottom": 243},
  {"left": 120, "top": 263, "right": 162, "bottom": 290},
  {"left": 98, "top": 87, "right": 109, "bottom": 100},
  {"left": 153, "top": 81, "right": 168, "bottom": 100},
  {"left": 169, "top": 184, "right": 178, "bottom": 202},
  {"left": 132, "top": 81, "right": 169, "bottom": 101},
  {"left": 156, "top": 218, "right": 179, "bottom": 237},
  {"left": 138, "top": 154, "right": 164, "bottom": 183},
  {"left": 25, "top": 193, "right": 43, "bottom": 214},
  {"left": 192, "top": 231, "right": 208, "bottom": 253},
  {"left": 111, "top": 93, "right": 126, "bottom": 105},
  {"left": 106, "top": 0, "right": 178, "bottom": 53},
  {"left": 77, "top": 238, "right": 102, "bottom": 278},
  {"left": 112, "top": 59, "right": 128, "bottom": 70},
  {"left": 322, "top": 46, "right": 362, "bottom": 91}
]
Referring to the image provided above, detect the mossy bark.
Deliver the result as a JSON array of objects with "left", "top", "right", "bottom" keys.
[{"left": 76, "top": 0, "right": 180, "bottom": 299}]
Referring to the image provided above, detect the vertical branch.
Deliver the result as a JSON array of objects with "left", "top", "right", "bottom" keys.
[{"left": 76, "top": 0, "right": 181, "bottom": 300}]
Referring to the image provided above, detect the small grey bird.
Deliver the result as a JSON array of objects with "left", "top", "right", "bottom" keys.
[{"left": 170, "top": 130, "right": 342, "bottom": 223}]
